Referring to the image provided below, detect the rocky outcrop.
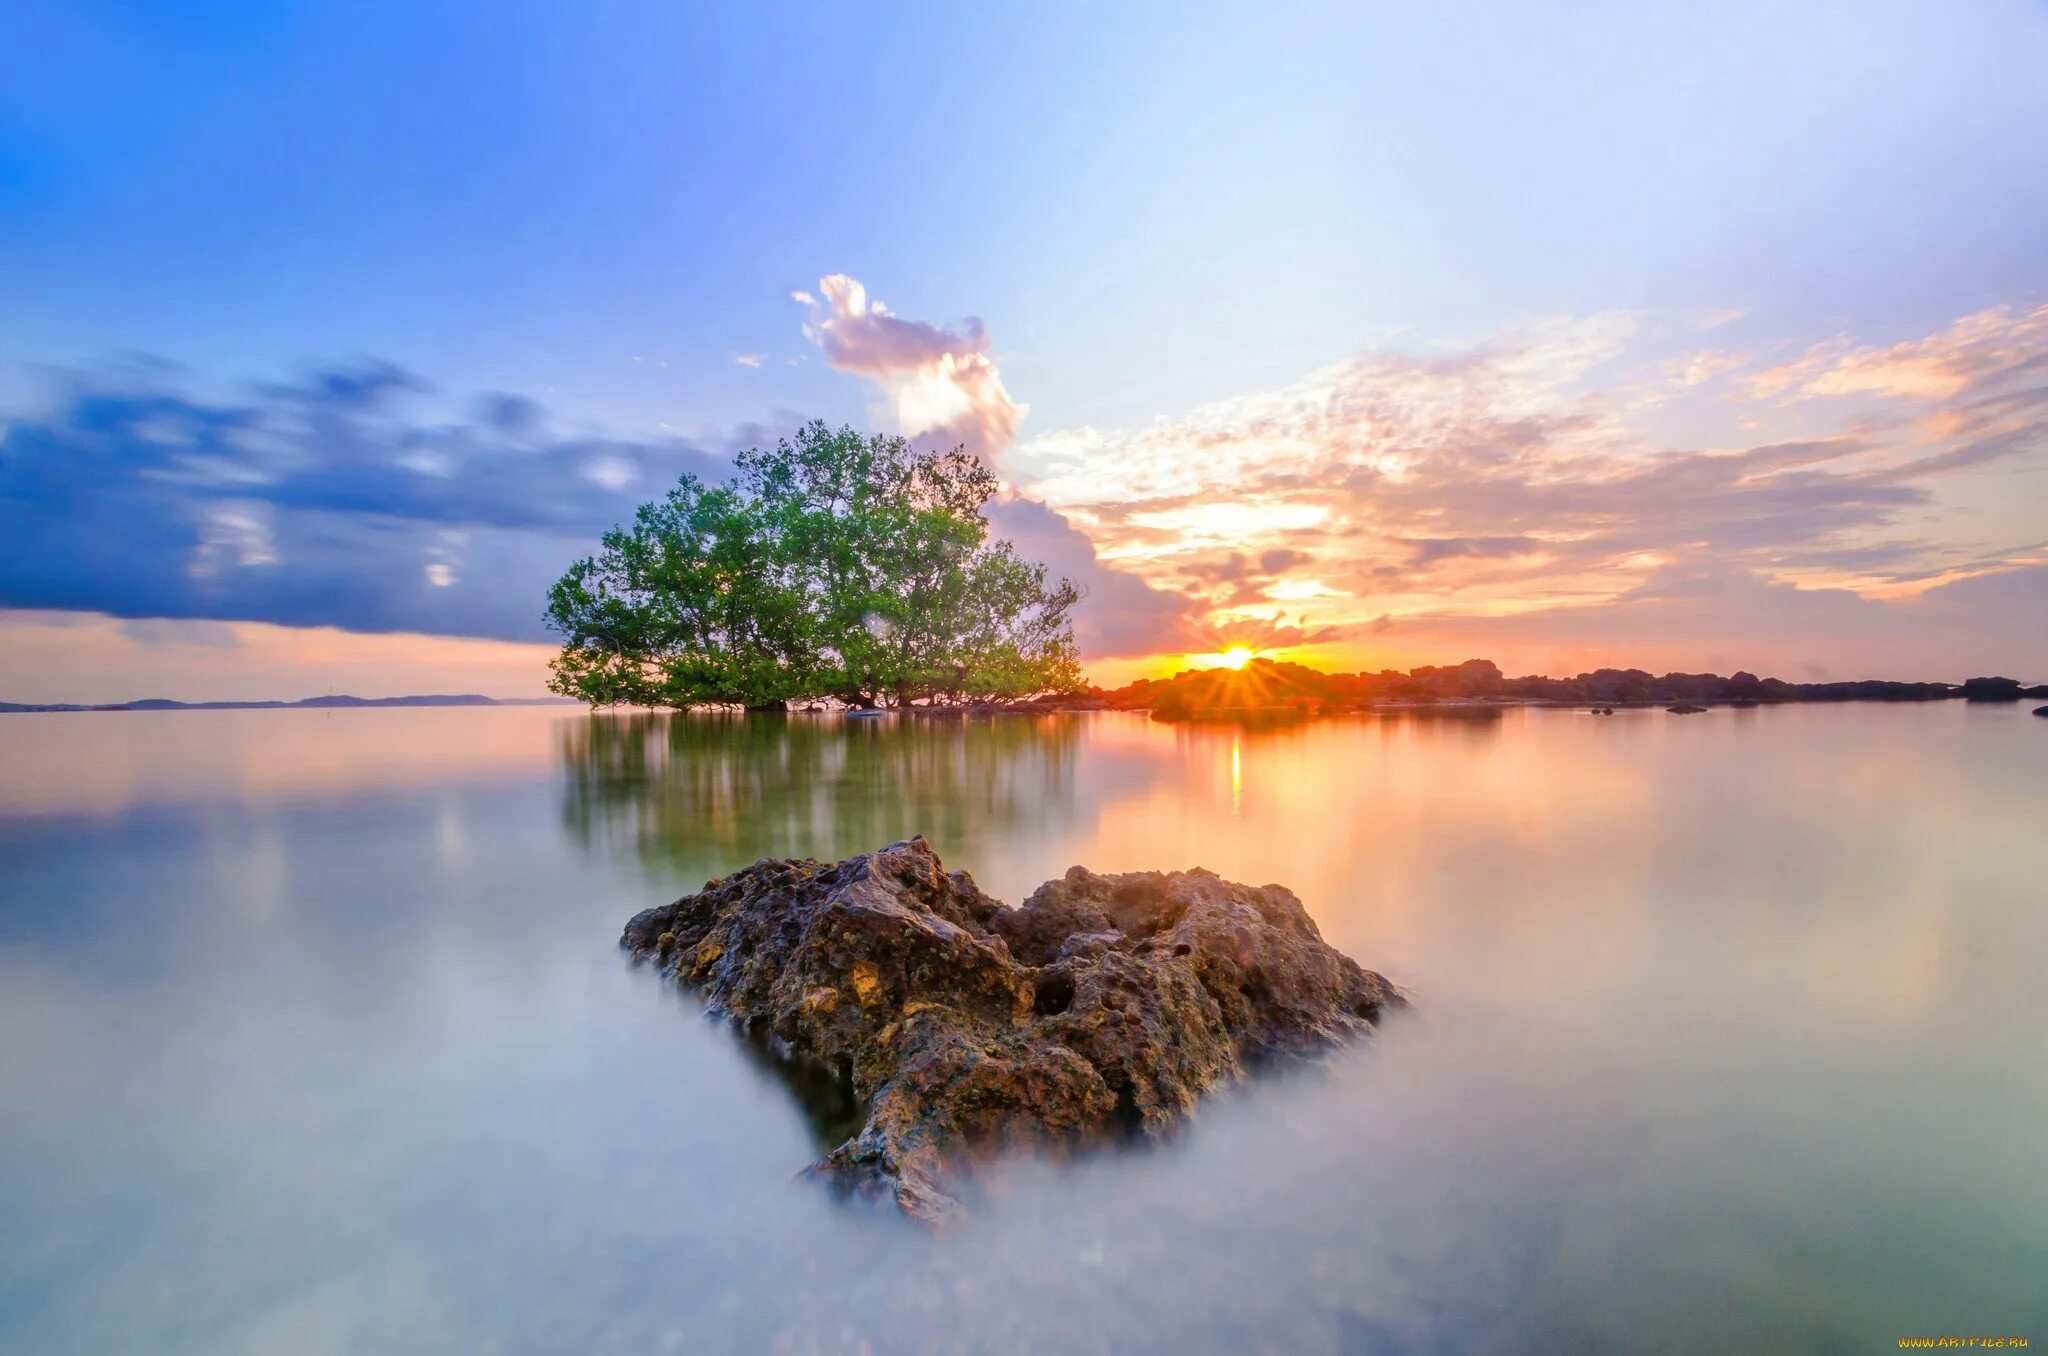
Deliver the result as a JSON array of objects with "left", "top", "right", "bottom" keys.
[
  {"left": 1666, "top": 703, "right": 1708, "bottom": 714},
  {"left": 621, "top": 837, "right": 1403, "bottom": 1224}
]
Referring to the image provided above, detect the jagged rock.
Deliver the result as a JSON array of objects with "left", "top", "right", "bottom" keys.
[{"left": 621, "top": 837, "right": 1403, "bottom": 1224}]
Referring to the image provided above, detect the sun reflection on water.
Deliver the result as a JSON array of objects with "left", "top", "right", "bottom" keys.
[{"left": 1230, "top": 732, "right": 1243, "bottom": 817}]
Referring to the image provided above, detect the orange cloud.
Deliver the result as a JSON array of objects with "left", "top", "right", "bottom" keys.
[
  {"left": 1746, "top": 301, "right": 2048, "bottom": 403},
  {"left": 999, "top": 303, "right": 2048, "bottom": 677}
]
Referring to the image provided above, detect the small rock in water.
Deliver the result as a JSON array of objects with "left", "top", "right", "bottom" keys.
[
  {"left": 1666, "top": 703, "right": 1708, "bottom": 715},
  {"left": 2035, "top": 705, "right": 2048, "bottom": 718},
  {"left": 621, "top": 837, "right": 1405, "bottom": 1224}
]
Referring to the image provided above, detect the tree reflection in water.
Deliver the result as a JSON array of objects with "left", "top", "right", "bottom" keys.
[{"left": 556, "top": 711, "right": 1089, "bottom": 886}]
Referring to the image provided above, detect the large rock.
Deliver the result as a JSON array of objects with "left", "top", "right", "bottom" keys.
[{"left": 622, "top": 837, "right": 1404, "bottom": 1223}]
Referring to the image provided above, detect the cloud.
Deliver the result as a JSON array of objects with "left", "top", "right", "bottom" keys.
[
  {"left": 1747, "top": 302, "right": 2048, "bottom": 403},
  {"left": 984, "top": 496, "right": 1192, "bottom": 659},
  {"left": 0, "top": 608, "right": 555, "bottom": 705},
  {"left": 9, "top": 296, "right": 2042, "bottom": 683},
  {"left": 1004, "top": 303, "right": 2048, "bottom": 672},
  {"left": 1367, "top": 560, "right": 2048, "bottom": 682},
  {"left": 1178, "top": 547, "right": 1326, "bottom": 609},
  {"left": 0, "top": 362, "right": 739, "bottom": 643},
  {"left": 0, "top": 348, "right": 1191, "bottom": 668},
  {"left": 1671, "top": 349, "right": 1749, "bottom": 386},
  {"left": 797, "top": 274, "right": 1024, "bottom": 459},
  {"left": 1400, "top": 536, "right": 1543, "bottom": 569},
  {"left": 733, "top": 354, "right": 765, "bottom": 368}
]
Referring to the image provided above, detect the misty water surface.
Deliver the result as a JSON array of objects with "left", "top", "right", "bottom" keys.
[{"left": 1, "top": 704, "right": 2043, "bottom": 1353}]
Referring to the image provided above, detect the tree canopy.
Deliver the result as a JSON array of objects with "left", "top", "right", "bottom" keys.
[{"left": 545, "top": 422, "right": 1085, "bottom": 709}]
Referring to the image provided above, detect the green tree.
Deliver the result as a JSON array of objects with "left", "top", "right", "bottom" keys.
[
  {"left": 546, "top": 422, "right": 1085, "bottom": 709},
  {"left": 544, "top": 476, "right": 817, "bottom": 709}
]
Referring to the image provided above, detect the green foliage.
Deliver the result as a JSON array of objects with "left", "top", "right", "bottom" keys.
[{"left": 546, "top": 422, "right": 1085, "bottom": 709}]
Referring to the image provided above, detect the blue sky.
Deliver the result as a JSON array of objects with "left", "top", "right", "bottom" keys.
[
  {"left": 2, "top": 2, "right": 2046, "bottom": 697},
  {"left": 10, "top": 2, "right": 2044, "bottom": 426}
]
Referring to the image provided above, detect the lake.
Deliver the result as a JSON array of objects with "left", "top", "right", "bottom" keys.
[{"left": 1, "top": 703, "right": 2043, "bottom": 1353}]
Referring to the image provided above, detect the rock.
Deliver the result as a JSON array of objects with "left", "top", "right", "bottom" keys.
[
  {"left": 2035, "top": 706, "right": 2048, "bottom": 718},
  {"left": 1666, "top": 703, "right": 1708, "bottom": 714},
  {"left": 621, "top": 837, "right": 1403, "bottom": 1224}
]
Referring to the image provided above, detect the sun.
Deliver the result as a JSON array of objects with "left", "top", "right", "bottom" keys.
[{"left": 1178, "top": 645, "right": 1264, "bottom": 673}]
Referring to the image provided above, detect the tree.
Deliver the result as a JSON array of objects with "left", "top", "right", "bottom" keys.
[
  {"left": 545, "top": 422, "right": 1085, "bottom": 709},
  {"left": 544, "top": 476, "right": 817, "bottom": 709}
]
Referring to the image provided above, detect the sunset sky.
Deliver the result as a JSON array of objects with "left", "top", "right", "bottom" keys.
[{"left": 3, "top": 2, "right": 2046, "bottom": 700}]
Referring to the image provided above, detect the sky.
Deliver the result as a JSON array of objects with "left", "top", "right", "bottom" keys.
[{"left": 2, "top": 1, "right": 2046, "bottom": 700}]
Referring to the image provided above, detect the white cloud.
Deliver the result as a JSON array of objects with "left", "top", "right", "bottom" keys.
[{"left": 796, "top": 273, "right": 1025, "bottom": 459}]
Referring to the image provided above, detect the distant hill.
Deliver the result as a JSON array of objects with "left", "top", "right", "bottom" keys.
[{"left": 0, "top": 694, "right": 579, "bottom": 714}]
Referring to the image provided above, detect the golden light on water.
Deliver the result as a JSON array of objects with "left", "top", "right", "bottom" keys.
[{"left": 1230, "top": 733, "right": 1243, "bottom": 818}]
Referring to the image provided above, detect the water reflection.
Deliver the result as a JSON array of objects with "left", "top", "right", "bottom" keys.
[
  {"left": 557, "top": 711, "right": 1091, "bottom": 878},
  {"left": 0, "top": 703, "right": 2044, "bottom": 1354},
  {"left": 0, "top": 706, "right": 563, "bottom": 819}
]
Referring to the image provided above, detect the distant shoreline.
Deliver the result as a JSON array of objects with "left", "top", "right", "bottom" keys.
[
  {"left": 1074, "top": 658, "right": 2048, "bottom": 724},
  {"left": 0, "top": 695, "right": 578, "bottom": 714},
  {"left": 11, "top": 657, "right": 2046, "bottom": 720}
]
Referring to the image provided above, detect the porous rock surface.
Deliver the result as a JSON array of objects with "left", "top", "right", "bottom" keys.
[{"left": 621, "top": 837, "right": 1404, "bottom": 1223}]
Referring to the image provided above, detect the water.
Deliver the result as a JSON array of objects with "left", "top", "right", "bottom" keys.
[{"left": 1, "top": 704, "right": 2043, "bottom": 1354}]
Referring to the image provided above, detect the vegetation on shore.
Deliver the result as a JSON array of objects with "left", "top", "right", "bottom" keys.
[
  {"left": 545, "top": 423, "right": 1084, "bottom": 710},
  {"left": 1081, "top": 658, "right": 2048, "bottom": 723}
]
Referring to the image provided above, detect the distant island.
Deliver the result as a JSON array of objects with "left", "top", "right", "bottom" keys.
[
  {"left": 1057, "top": 658, "right": 2048, "bottom": 724},
  {"left": 0, "top": 694, "right": 579, "bottom": 714}
]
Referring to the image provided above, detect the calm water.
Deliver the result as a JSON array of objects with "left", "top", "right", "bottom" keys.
[{"left": 1, "top": 704, "right": 2043, "bottom": 1354}]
